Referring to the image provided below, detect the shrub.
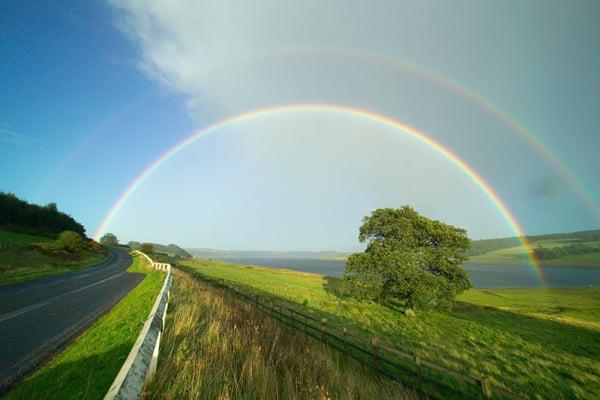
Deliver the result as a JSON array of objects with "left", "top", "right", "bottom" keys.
[
  {"left": 56, "top": 230, "right": 86, "bottom": 253},
  {"left": 88, "top": 239, "right": 106, "bottom": 254}
]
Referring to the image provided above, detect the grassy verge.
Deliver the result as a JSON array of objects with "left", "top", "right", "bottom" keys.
[
  {"left": 0, "top": 230, "right": 110, "bottom": 285},
  {"left": 0, "top": 246, "right": 109, "bottom": 285},
  {"left": 143, "top": 267, "right": 416, "bottom": 400},
  {"left": 5, "top": 254, "right": 165, "bottom": 400},
  {"left": 180, "top": 258, "right": 600, "bottom": 399}
]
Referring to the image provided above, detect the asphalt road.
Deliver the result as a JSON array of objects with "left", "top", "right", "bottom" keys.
[{"left": 0, "top": 249, "right": 144, "bottom": 394}]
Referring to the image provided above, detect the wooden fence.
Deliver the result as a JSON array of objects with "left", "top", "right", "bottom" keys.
[{"left": 180, "top": 266, "right": 528, "bottom": 400}]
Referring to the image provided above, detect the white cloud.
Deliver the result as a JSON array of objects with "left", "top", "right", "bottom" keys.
[
  {"left": 106, "top": 1, "right": 573, "bottom": 244},
  {"left": 0, "top": 124, "right": 40, "bottom": 145},
  {"left": 109, "top": 1, "right": 455, "bottom": 118}
]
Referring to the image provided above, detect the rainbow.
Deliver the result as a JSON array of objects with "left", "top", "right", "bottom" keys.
[
  {"left": 94, "top": 103, "right": 543, "bottom": 281},
  {"left": 345, "top": 49, "right": 600, "bottom": 221},
  {"left": 199, "top": 47, "right": 599, "bottom": 221}
]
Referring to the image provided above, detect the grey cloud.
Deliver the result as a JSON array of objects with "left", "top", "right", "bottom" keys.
[{"left": 531, "top": 177, "right": 563, "bottom": 199}]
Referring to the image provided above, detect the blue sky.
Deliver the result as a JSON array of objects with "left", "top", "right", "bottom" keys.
[{"left": 1, "top": 1, "right": 599, "bottom": 251}]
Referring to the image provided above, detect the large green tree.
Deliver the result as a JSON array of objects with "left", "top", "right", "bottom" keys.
[{"left": 343, "top": 206, "right": 471, "bottom": 311}]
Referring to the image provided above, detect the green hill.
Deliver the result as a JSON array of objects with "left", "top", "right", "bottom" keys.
[
  {"left": 467, "top": 229, "right": 600, "bottom": 266},
  {"left": 0, "top": 229, "right": 108, "bottom": 285},
  {"left": 128, "top": 241, "right": 192, "bottom": 258},
  {"left": 0, "top": 193, "right": 107, "bottom": 285},
  {"left": 468, "top": 229, "right": 600, "bottom": 256},
  {"left": 0, "top": 192, "right": 86, "bottom": 238}
]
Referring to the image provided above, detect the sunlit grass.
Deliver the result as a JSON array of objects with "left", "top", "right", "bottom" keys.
[
  {"left": 180, "top": 258, "right": 600, "bottom": 399},
  {"left": 0, "top": 230, "right": 108, "bottom": 285},
  {"left": 144, "top": 267, "right": 415, "bottom": 400}
]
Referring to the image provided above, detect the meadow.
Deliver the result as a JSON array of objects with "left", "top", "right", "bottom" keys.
[
  {"left": 467, "top": 238, "right": 600, "bottom": 266},
  {"left": 0, "top": 230, "right": 108, "bottom": 285},
  {"left": 143, "top": 267, "right": 416, "bottom": 400},
  {"left": 179, "top": 258, "right": 600, "bottom": 399},
  {"left": 5, "top": 253, "right": 165, "bottom": 400}
]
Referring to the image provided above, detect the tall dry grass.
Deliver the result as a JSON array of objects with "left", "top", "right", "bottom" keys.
[{"left": 143, "top": 269, "right": 417, "bottom": 400}]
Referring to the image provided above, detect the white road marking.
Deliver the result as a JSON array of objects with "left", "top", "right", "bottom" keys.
[
  {"left": 0, "top": 272, "right": 125, "bottom": 323},
  {"left": 15, "top": 252, "right": 119, "bottom": 293}
]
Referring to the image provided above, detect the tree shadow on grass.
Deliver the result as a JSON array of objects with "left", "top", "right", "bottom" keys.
[
  {"left": 323, "top": 272, "right": 600, "bottom": 359},
  {"left": 451, "top": 301, "right": 600, "bottom": 360},
  {"left": 178, "top": 264, "right": 600, "bottom": 395},
  {"left": 322, "top": 275, "right": 406, "bottom": 313},
  {"left": 322, "top": 275, "right": 348, "bottom": 298},
  {"left": 5, "top": 343, "right": 131, "bottom": 400}
]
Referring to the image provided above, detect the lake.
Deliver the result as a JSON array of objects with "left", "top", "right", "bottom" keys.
[{"left": 217, "top": 257, "right": 600, "bottom": 288}]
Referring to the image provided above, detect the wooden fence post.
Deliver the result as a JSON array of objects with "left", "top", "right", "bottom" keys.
[
  {"left": 414, "top": 354, "right": 421, "bottom": 383},
  {"left": 478, "top": 376, "right": 492, "bottom": 398},
  {"left": 342, "top": 328, "right": 348, "bottom": 361},
  {"left": 321, "top": 318, "right": 328, "bottom": 343},
  {"left": 372, "top": 337, "right": 379, "bottom": 369}
]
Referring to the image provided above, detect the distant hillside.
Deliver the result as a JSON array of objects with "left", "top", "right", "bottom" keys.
[
  {"left": 468, "top": 229, "right": 600, "bottom": 257},
  {"left": 0, "top": 192, "right": 86, "bottom": 238},
  {"left": 187, "top": 248, "right": 349, "bottom": 260},
  {"left": 188, "top": 229, "right": 600, "bottom": 263},
  {"left": 129, "top": 241, "right": 192, "bottom": 258}
]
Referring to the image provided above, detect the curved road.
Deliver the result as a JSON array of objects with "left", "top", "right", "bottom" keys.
[{"left": 0, "top": 249, "right": 144, "bottom": 394}]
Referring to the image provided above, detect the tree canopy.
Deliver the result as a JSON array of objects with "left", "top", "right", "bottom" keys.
[
  {"left": 343, "top": 206, "right": 471, "bottom": 311},
  {"left": 56, "top": 230, "right": 87, "bottom": 253},
  {"left": 0, "top": 192, "right": 85, "bottom": 237},
  {"left": 100, "top": 233, "right": 119, "bottom": 247},
  {"left": 140, "top": 243, "right": 154, "bottom": 254}
]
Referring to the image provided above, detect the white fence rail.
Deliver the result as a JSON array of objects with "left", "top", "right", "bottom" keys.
[{"left": 103, "top": 251, "right": 172, "bottom": 400}]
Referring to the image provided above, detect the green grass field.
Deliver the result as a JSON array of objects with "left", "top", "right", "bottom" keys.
[
  {"left": 179, "top": 258, "right": 600, "bottom": 399},
  {"left": 0, "top": 230, "right": 108, "bottom": 285},
  {"left": 467, "top": 238, "right": 600, "bottom": 266},
  {"left": 144, "top": 268, "right": 415, "bottom": 400},
  {"left": 0, "top": 230, "right": 53, "bottom": 245},
  {"left": 6, "top": 253, "right": 165, "bottom": 400}
]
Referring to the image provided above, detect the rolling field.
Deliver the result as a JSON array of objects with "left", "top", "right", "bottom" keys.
[
  {"left": 467, "top": 238, "right": 600, "bottom": 266},
  {"left": 179, "top": 258, "right": 600, "bottom": 399},
  {"left": 0, "top": 230, "right": 108, "bottom": 285},
  {"left": 144, "top": 267, "right": 415, "bottom": 400},
  {"left": 5, "top": 254, "right": 165, "bottom": 400},
  {"left": 458, "top": 288, "right": 600, "bottom": 329}
]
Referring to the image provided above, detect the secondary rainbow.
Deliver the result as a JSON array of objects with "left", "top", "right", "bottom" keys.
[
  {"left": 327, "top": 48, "right": 600, "bottom": 221},
  {"left": 201, "top": 46, "right": 599, "bottom": 220},
  {"left": 94, "top": 103, "right": 543, "bottom": 280}
]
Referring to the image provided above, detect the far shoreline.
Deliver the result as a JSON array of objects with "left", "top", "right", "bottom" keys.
[{"left": 324, "top": 255, "right": 600, "bottom": 268}]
